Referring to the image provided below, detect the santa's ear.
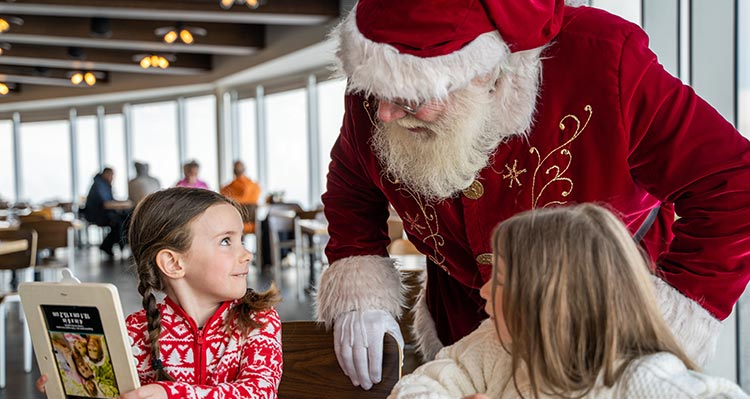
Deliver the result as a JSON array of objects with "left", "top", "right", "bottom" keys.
[{"left": 155, "top": 249, "right": 186, "bottom": 279}]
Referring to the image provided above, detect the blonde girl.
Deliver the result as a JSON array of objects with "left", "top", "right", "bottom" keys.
[
  {"left": 389, "top": 204, "right": 747, "bottom": 398},
  {"left": 39, "top": 187, "right": 282, "bottom": 399}
]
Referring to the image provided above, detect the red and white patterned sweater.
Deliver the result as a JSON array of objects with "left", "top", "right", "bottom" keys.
[{"left": 126, "top": 297, "right": 282, "bottom": 399}]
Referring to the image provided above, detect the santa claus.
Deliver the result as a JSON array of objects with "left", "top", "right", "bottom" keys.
[{"left": 315, "top": 0, "right": 750, "bottom": 390}]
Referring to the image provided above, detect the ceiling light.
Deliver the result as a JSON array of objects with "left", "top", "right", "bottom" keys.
[
  {"left": 89, "top": 17, "right": 112, "bottom": 38},
  {"left": 155, "top": 22, "right": 206, "bottom": 45},
  {"left": 134, "top": 53, "right": 176, "bottom": 69},
  {"left": 220, "top": 0, "right": 266, "bottom": 9},
  {"left": 70, "top": 72, "right": 83, "bottom": 85},
  {"left": 0, "top": 16, "right": 23, "bottom": 33},
  {"left": 84, "top": 72, "right": 96, "bottom": 86},
  {"left": 0, "top": 83, "right": 8, "bottom": 95},
  {"left": 69, "top": 71, "right": 101, "bottom": 86}
]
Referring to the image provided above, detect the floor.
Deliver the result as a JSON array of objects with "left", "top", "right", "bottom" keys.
[{"left": 0, "top": 246, "right": 316, "bottom": 399}]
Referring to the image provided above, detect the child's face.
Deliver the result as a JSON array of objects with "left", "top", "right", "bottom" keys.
[
  {"left": 83, "top": 378, "right": 98, "bottom": 395},
  {"left": 73, "top": 338, "right": 87, "bottom": 356},
  {"left": 479, "top": 256, "right": 512, "bottom": 343},
  {"left": 175, "top": 203, "right": 252, "bottom": 304},
  {"left": 74, "top": 353, "right": 93, "bottom": 379}
]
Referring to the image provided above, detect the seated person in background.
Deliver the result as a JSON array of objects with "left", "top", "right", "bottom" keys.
[
  {"left": 128, "top": 161, "right": 161, "bottom": 206},
  {"left": 84, "top": 167, "right": 129, "bottom": 259},
  {"left": 221, "top": 160, "right": 261, "bottom": 233},
  {"left": 176, "top": 160, "right": 209, "bottom": 190},
  {"left": 388, "top": 204, "right": 748, "bottom": 399}
]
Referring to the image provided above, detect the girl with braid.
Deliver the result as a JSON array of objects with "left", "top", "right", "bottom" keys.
[{"left": 37, "top": 187, "right": 282, "bottom": 399}]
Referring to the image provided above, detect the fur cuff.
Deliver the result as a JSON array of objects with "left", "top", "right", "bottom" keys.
[
  {"left": 315, "top": 255, "right": 405, "bottom": 329},
  {"left": 652, "top": 275, "right": 722, "bottom": 367},
  {"left": 412, "top": 286, "right": 444, "bottom": 362},
  {"left": 333, "top": 6, "right": 510, "bottom": 103}
]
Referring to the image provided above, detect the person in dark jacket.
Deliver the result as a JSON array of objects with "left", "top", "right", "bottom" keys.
[{"left": 84, "top": 167, "right": 128, "bottom": 259}]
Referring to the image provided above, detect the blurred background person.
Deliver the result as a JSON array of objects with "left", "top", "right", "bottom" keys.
[
  {"left": 83, "top": 167, "right": 129, "bottom": 259},
  {"left": 128, "top": 161, "right": 161, "bottom": 206},
  {"left": 221, "top": 160, "right": 261, "bottom": 234},
  {"left": 176, "top": 160, "right": 209, "bottom": 189}
]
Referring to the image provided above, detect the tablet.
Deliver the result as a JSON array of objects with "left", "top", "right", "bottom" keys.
[{"left": 19, "top": 275, "right": 140, "bottom": 399}]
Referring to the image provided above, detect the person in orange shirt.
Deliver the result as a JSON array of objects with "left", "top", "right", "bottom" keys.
[{"left": 221, "top": 160, "right": 261, "bottom": 234}]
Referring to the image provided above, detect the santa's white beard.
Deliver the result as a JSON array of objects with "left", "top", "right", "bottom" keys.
[{"left": 371, "top": 83, "right": 505, "bottom": 202}]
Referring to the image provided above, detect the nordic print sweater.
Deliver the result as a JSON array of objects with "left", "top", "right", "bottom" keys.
[
  {"left": 126, "top": 297, "right": 282, "bottom": 399},
  {"left": 388, "top": 320, "right": 748, "bottom": 399}
]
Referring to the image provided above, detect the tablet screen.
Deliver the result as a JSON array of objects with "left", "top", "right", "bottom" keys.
[{"left": 41, "top": 305, "right": 121, "bottom": 399}]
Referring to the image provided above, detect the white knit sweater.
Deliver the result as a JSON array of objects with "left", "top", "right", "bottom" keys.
[{"left": 389, "top": 320, "right": 748, "bottom": 399}]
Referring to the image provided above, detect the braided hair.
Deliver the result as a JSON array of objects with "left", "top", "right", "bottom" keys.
[{"left": 128, "top": 187, "right": 279, "bottom": 381}]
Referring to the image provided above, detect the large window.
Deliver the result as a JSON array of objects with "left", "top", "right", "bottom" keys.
[
  {"left": 317, "top": 79, "right": 347, "bottom": 197},
  {"left": 131, "top": 101, "right": 179, "bottom": 189},
  {"left": 184, "top": 95, "right": 218, "bottom": 190},
  {"left": 0, "top": 121, "right": 15, "bottom": 203},
  {"left": 266, "top": 88, "right": 309, "bottom": 207},
  {"left": 104, "top": 114, "right": 128, "bottom": 200},
  {"left": 76, "top": 115, "right": 100, "bottom": 201},
  {"left": 19, "top": 120, "right": 72, "bottom": 203},
  {"left": 238, "top": 98, "right": 259, "bottom": 185}
]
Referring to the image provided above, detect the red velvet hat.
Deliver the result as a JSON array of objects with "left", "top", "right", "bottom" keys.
[{"left": 334, "top": 0, "right": 566, "bottom": 102}]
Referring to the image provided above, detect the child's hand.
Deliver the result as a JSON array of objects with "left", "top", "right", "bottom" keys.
[
  {"left": 35, "top": 375, "right": 47, "bottom": 393},
  {"left": 117, "top": 384, "right": 168, "bottom": 399}
]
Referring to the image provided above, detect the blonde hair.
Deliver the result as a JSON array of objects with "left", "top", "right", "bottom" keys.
[{"left": 491, "top": 203, "right": 696, "bottom": 398}]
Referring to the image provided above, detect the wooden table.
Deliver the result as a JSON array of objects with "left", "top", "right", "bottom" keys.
[{"left": 0, "top": 239, "right": 28, "bottom": 255}]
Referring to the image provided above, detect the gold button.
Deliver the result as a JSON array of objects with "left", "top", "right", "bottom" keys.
[
  {"left": 476, "top": 253, "right": 493, "bottom": 265},
  {"left": 462, "top": 180, "right": 484, "bottom": 200}
]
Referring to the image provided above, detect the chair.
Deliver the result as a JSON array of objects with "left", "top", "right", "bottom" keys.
[
  {"left": 266, "top": 203, "right": 303, "bottom": 283},
  {"left": 279, "top": 321, "right": 402, "bottom": 399},
  {"left": 19, "top": 220, "right": 75, "bottom": 281},
  {"left": 0, "top": 229, "right": 37, "bottom": 388}
]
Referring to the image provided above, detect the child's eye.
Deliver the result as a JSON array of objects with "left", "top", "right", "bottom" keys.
[{"left": 221, "top": 237, "right": 231, "bottom": 246}]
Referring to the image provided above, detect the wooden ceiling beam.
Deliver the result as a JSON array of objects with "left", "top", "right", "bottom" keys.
[
  {"left": 0, "top": 65, "right": 109, "bottom": 87},
  {"left": 0, "top": 44, "right": 211, "bottom": 75},
  {"left": 0, "top": 15, "right": 263, "bottom": 55},
  {"left": 0, "top": 0, "right": 339, "bottom": 25}
]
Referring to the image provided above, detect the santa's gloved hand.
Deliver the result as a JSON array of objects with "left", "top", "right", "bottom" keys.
[{"left": 333, "top": 309, "right": 404, "bottom": 390}]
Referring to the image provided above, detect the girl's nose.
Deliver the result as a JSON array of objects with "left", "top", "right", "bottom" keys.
[{"left": 377, "top": 100, "right": 408, "bottom": 123}]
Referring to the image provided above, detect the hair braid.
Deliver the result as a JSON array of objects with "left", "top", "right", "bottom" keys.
[{"left": 139, "top": 270, "right": 174, "bottom": 382}]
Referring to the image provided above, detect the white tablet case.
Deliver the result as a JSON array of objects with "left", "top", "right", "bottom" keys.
[{"left": 19, "top": 271, "right": 140, "bottom": 399}]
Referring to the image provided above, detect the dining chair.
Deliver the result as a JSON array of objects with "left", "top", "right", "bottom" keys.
[
  {"left": 266, "top": 203, "right": 303, "bottom": 283},
  {"left": 19, "top": 220, "right": 75, "bottom": 280},
  {"left": 0, "top": 229, "right": 37, "bottom": 388},
  {"left": 279, "top": 321, "right": 402, "bottom": 399}
]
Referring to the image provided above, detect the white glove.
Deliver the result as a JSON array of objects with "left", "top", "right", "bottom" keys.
[{"left": 333, "top": 309, "right": 405, "bottom": 390}]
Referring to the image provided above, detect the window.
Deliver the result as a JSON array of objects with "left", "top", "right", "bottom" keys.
[
  {"left": 19, "top": 120, "right": 72, "bottom": 203},
  {"left": 266, "top": 88, "right": 309, "bottom": 207},
  {"left": 0, "top": 120, "right": 15, "bottom": 202},
  {"left": 76, "top": 115, "right": 100, "bottom": 201},
  {"left": 104, "top": 114, "right": 128, "bottom": 200},
  {"left": 238, "top": 98, "right": 259, "bottom": 184},
  {"left": 185, "top": 95, "right": 218, "bottom": 190},
  {"left": 317, "top": 79, "right": 347, "bottom": 199},
  {"left": 131, "top": 101, "right": 179, "bottom": 189}
]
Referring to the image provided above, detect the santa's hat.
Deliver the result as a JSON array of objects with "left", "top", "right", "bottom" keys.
[{"left": 334, "top": 0, "right": 567, "bottom": 103}]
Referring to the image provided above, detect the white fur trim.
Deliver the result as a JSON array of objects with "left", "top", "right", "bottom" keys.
[
  {"left": 315, "top": 255, "right": 405, "bottom": 329},
  {"left": 412, "top": 283, "right": 444, "bottom": 362},
  {"left": 652, "top": 275, "right": 722, "bottom": 367},
  {"left": 333, "top": 7, "right": 511, "bottom": 102}
]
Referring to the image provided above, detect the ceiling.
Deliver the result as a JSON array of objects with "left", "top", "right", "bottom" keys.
[{"left": 0, "top": 0, "right": 340, "bottom": 108}]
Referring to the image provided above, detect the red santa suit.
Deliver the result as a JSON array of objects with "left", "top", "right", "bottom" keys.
[
  {"left": 316, "top": 2, "right": 750, "bottom": 364},
  {"left": 126, "top": 297, "right": 282, "bottom": 399}
]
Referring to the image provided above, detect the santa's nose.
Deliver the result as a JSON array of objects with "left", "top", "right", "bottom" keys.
[{"left": 377, "top": 100, "right": 408, "bottom": 123}]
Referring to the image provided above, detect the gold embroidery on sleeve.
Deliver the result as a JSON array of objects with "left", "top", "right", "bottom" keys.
[
  {"left": 363, "top": 100, "right": 378, "bottom": 128},
  {"left": 529, "top": 105, "right": 592, "bottom": 209},
  {"left": 502, "top": 160, "right": 527, "bottom": 188}
]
